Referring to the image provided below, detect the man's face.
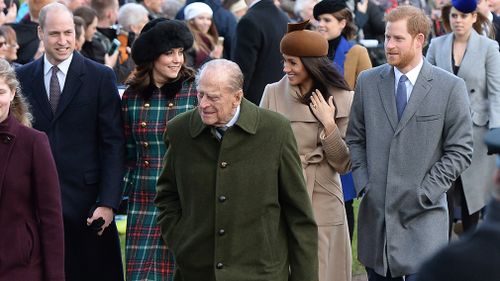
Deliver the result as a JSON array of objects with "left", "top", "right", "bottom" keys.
[
  {"left": 38, "top": 9, "right": 75, "bottom": 65},
  {"left": 197, "top": 72, "right": 242, "bottom": 127},
  {"left": 384, "top": 19, "right": 422, "bottom": 72}
]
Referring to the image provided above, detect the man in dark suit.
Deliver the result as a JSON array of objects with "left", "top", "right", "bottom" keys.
[
  {"left": 16, "top": 3, "right": 125, "bottom": 281},
  {"left": 231, "top": 0, "right": 288, "bottom": 105}
]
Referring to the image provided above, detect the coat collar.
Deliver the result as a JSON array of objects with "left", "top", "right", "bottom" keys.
[
  {"left": 274, "top": 76, "right": 351, "bottom": 122},
  {"left": 0, "top": 114, "right": 19, "bottom": 199},
  {"left": 377, "top": 60, "right": 433, "bottom": 134},
  {"left": 190, "top": 98, "right": 259, "bottom": 138},
  {"left": 29, "top": 52, "right": 86, "bottom": 123}
]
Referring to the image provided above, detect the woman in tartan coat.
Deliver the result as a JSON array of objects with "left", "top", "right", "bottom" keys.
[{"left": 121, "top": 19, "right": 198, "bottom": 281}]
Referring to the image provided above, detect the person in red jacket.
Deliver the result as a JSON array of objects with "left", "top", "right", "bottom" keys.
[{"left": 0, "top": 58, "right": 64, "bottom": 281}]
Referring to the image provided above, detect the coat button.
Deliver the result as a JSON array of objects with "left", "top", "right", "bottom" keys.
[
  {"left": 144, "top": 103, "right": 150, "bottom": 108},
  {"left": 144, "top": 160, "right": 150, "bottom": 167},
  {"left": 143, "top": 142, "right": 149, "bottom": 148},
  {"left": 140, "top": 122, "right": 147, "bottom": 128},
  {"left": 3, "top": 136, "right": 11, "bottom": 143},
  {"left": 216, "top": 262, "right": 224, "bottom": 269},
  {"left": 218, "top": 195, "right": 226, "bottom": 203},
  {"left": 220, "top": 161, "right": 228, "bottom": 168},
  {"left": 218, "top": 229, "right": 225, "bottom": 236},
  {"left": 168, "top": 102, "right": 174, "bottom": 107},
  {"left": 470, "top": 89, "right": 475, "bottom": 93}
]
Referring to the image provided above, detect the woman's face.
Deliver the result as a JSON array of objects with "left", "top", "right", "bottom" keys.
[
  {"left": 283, "top": 54, "right": 312, "bottom": 91},
  {"left": 192, "top": 13, "right": 212, "bottom": 34},
  {"left": 0, "top": 77, "right": 15, "bottom": 123},
  {"left": 153, "top": 48, "right": 184, "bottom": 86},
  {"left": 85, "top": 17, "right": 98, "bottom": 42},
  {"left": 5, "top": 37, "right": 19, "bottom": 62},
  {"left": 449, "top": 7, "right": 477, "bottom": 37},
  {"left": 0, "top": 36, "right": 9, "bottom": 59},
  {"left": 317, "top": 13, "right": 346, "bottom": 41}
]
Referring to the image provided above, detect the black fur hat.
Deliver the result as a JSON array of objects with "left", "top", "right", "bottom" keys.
[
  {"left": 131, "top": 18, "right": 194, "bottom": 65},
  {"left": 313, "top": 0, "right": 348, "bottom": 20}
]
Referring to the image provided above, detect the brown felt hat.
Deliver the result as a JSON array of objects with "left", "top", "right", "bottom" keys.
[{"left": 280, "top": 20, "right": 328, "bottom": 57}]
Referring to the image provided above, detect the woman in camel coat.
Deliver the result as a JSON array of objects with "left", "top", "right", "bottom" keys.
[{"left": 260, "top": 20, "right": 353, "bottom": 281}]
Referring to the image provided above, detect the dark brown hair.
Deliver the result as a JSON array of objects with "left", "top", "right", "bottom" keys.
[
  {"left": 296, "top": 56, "right": 350, "bottom": 105},
  {"left": 74, "top": 6, "right": 97, "bottom": 28},
  {"left": 441, "top": 4, "right": 495, "bottom": 38},
  {"left": 332, "top": 8, "right": 357, "bottom": 40}
]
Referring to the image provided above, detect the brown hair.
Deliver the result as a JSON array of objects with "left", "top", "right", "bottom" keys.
[
  {"left": 332, "top": 8, "right": 358, "bottom": 40},
  {"left": 74, "top": 6, "right": 98, "bottom": 28},
  {"left": 384, "top": 5, "right": 432, "bottom": 44},
  {"left": 186, "top": 19, "right": 219, "bottom": 55},
  {"left": 441, "top": 4, "right": 495, "bottom": 38},
  {"left": 296, "top": 56, "right": 350, "bottom": 105},
  {"left": 0, "top": 59, "right": 32, "bottom": 127}
]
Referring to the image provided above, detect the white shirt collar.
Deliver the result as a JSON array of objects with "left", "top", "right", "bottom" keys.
[
  {"left": 225, "top": 105, "right": 241, "bottom": 128},
  {"left": 394, "top": 56, "right": 424, "bottom": 86},
  {"left": 43, "top": 53, "right": 73, "bottom": 76}
]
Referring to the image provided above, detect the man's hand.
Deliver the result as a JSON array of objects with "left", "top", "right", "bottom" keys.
[{"left": 87, "top": 206, "right": 114, "bottom": 236}]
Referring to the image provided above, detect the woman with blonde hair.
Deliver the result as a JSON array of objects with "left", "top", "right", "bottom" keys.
[
  {"left": 261, "top": 20, "right": 353, "bottom": 281},
  {"left": 184, "top": 2, "right": 223, "bottom": 69},
  {"left": 0, "top": 59, "right": 64, "bottom": 281}
]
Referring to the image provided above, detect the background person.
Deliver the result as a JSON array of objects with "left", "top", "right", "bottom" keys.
[
  {"left": 122, "top": 18, "right": 198, "bottom": 281},
  {"left": 426, "top": 0, "right": 500, "bottom": 235},
  {"left": 0, "top": 59, "right": 64, "bottom": 281},
  {"left": 261, "top": 20, "right": 353, "bottom": 281}
]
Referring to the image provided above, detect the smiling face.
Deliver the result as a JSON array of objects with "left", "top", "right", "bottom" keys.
[
  {"left": 152, "top": 48, "right": 184, "bottom": 86},
  {"left": 38, "top": 8, "right": 75, "bottom": 66},
  {"left": 317, "top": 13, "right": 346, "bottom": 40},
  {"left": 449, "top": 7, "right": 477, "bottom": 38},
  {"left": 0, "top": 77, "right": 15, "bottom": 123},
  {"left": 384, "top": 19, "right": 423, "bottom": 73},
  {"left": 192, "top": 13, "right": 212, "bottom": 34},
  {"left": 196, "top": 69, "right": 242, "bottom": 127},
  {"left": 282, "top": 54, "right": 313, "bottom": 93}
]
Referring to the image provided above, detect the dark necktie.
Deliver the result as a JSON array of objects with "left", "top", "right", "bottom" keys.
[
  {"left": 213, "top": 127, "right": 226, "bottom": 141},
  {"left": 396, "top": 75, "right": 408, "bottom": 121},
  {"left": 49, "top": 65, "right": 61, "bottom": 113}
]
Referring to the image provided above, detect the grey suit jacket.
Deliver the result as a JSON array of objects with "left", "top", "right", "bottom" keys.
[
  {"left": 426, "top": 30, "right": 500, "bottom": 213},
  {"left": 346, "top": 60, "right": 473, "bottom": 277}
]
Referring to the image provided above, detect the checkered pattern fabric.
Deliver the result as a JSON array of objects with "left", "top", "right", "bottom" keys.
[{"left": 122, "top": 80, "right": 198, "bottom": 281}]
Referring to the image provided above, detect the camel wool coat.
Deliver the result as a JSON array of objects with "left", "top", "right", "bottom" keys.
[{"left": 261, "top": 76, "right": 353, "bottom": 281}]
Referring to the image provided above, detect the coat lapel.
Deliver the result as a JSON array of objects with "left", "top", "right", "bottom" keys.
[
  {"left": 377, "top": 65, "right": 398, "bottom": 132},
  {"left": 53, "top": 52, "right": 85, "bottom": 121},
  {"left": 395, "top": 60, "right": 433, "bottom": 135},
  {"left": 439, "top": 34, "right": 454, "bottom": 73},
  {"left": 30, "top": 58, "right": 54, "bottom": 121},
  {"left": 457, "top": 30, "right": 479, "bottom": 78}
]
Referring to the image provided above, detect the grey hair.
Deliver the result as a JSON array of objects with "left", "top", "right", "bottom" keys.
[
  {"left": 39, "top": 2, "right": 73, "bottom": 30},
  {"left": 161, "top": 0, "right": 184, "bottom": 19},
  {"left": 196, "top": 59, "right": 244, "bottom": 93},
  {"left": 118, "top": 3, "right": 149, "bottom": 32}
]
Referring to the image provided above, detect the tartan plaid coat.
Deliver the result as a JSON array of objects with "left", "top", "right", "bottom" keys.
[{"left": 122, "top": 77, "right": 198, "bottom": 281}]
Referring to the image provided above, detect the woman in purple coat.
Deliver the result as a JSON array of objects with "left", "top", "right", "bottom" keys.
[{"left": 0, "top": 59, "right": 64, "bottom": 281}]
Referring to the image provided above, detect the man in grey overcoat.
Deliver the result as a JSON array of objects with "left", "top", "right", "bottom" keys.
[
  {"left": 346, "top": 6, "right": 473, "bottom": 281},
  {"left": 155, "top": 59, "right": 318, "bottom": 281}
]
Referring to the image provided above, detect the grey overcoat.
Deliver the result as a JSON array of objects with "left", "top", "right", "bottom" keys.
[
  {"left": 346, "top": 60, "right": 473, "bottom": 277},
  {"left": 426, "top": 30, "right": 500, "bottom": 213}
]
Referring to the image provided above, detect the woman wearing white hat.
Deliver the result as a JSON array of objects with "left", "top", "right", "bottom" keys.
[{"left": 184, "top": 2, "right": 224, "bottom": 69}]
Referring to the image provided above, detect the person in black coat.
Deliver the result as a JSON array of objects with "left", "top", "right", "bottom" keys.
[
  {"left": 231, "top": 0, "right": 289, "bottom": 105},
  {"left": 15, "top": 3, "right": 125, "bottom": 281}
]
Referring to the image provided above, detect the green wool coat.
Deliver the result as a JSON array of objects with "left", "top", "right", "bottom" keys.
[{"left": 155, "top": 98, "right": 318, "bottom": 281}]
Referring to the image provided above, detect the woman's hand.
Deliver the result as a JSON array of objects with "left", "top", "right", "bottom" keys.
[
  {"left": 210, "top": 44, "right": 224, "bottom": 59},
  {"left": 310, "top": 89, "right": 337, "bottom": 136}
]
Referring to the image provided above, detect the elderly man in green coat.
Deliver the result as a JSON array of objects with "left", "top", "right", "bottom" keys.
[{"left": 155, "top": 59, "right": 318, "bottom": 281}]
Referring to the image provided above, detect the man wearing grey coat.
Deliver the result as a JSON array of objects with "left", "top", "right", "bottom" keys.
[{"left": 346, "top": 6, "right": 473, "bottom": 280}]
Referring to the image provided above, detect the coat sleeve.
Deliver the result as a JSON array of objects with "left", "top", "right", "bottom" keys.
[
  {"left": 155, "top": 132, "right": 181, "bottom": 250},
  {"left": 32, "top": 132, "right": 65, "bottom": 281},
  {"left": 420, "top": 78, "right": 473, "bottom": 204},
  {"left": 346, "top": 72, "right": 369, "bottom": 196},
  {"left": 485, "top": 40, "right": 500, "bottom": 128},
  {"left": 121, "top": 90, "right": 137, "bottom": 198},
  {"left": 278, "top": 121, "right": 318, "bottom": 281},
  {"left": 97, "top": 67, "right": 126, "bottom": 210}
]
